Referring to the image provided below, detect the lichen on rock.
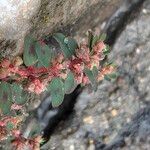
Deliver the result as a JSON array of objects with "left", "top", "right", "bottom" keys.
[{"left": 0, "top": 0, "right": 41, "bottom": 58}]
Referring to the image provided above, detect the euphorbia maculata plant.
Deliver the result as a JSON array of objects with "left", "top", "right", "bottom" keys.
[{"left": 0, "top": 32, "right": 117, "bottom": 149}]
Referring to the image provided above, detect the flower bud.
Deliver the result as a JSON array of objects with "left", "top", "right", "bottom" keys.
[
  {"left": 0, "top": 59, "right": 10, "bottom": 68},
  {"left": 12, "top": 56, "right": 23, "bottom": 67}
]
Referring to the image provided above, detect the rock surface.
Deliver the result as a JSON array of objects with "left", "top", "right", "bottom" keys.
[
  {"left": 0, "top": 0, "right": 122, "bottom": 58},
  {"left": 41, "top": 0, "right": 150, "bottom": 149}
]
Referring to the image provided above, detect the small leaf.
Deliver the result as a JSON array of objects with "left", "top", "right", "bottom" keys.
[
  {"left": 99, "top": 33, "right": 107, "bottom": 41},
  {"left": 84, "top": 68, "right": 97, "bottom": 91},
  {"left": 0, "top": 82, "right": 12, "bottom": 115},
  {"left": 6, "top": 122, "right": 14, "bottom": 131},
  {"left": 67, "top": 38, "right": 78, "bottom": 55},
  {"left": 35, "top": 41, "right": 53, "bottom": 67},
  {"left": 64, "top": 72, "right": 77, "bottom": 94},
  {"left": 104, "top": 75, "right": 111, "bottom": 81},
  {"left": 91, "top": 35, "right": 99, "bottom": 47},
  {"left": 92, "top": 66, "right": 99, "bottom": 78},
  {"left": 23, "top": 35, "right": 38, "bottom": 66},
  {"left": 53, "top": 33, "right": 75, "bottom": 58},
  {"left": 11, "top": 83, "right": 28, "bottom": 105},
  {"left": 88, "top": 31, "right": 94, "bottom": 50},
  {"left": 104, "top": 73, "right": 118, "bottom": 81},
  {"left": 48, "top": 78, "right": 65, "bottom": 107}
]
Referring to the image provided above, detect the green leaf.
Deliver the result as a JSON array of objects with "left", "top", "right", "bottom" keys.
[
  {"left": 23, "top": 35, "right": 38, "bottom": 66},
  {"left": 104, "top": 73, "right": 118, "bottom": 81},
  {"left": 0, "top": 82, "right": 12, "bottom": 115},
  {"left": 64, "top": 72, "right": 77, "bottom": 94},
  {"left": 48, "top": 78, "right": 65, "bottom": 107},
  {"left": 6, "top": 122, "right": 14, "bottom": 131},
  {"left": 35, "top": 41, "right": 53, "bottom": 67},
  {"left": 104, "top": 75, "right": 111, "bottom": 81},
  {"left": 88, "top": 31, "right": 94, "bottom": 50},
  {"left": 91, "top": 35, "right": 99, "bottom": 47},
  {"left": 67, "top": 38, "right": 78, "bottom": 54},
  {"left": 99, "top": 33, "right": 107, "bottom": 41},
  {"left": 11, "top": 83, "right": 28, "bottom": 105},
  {"left": 84, "top": 68, "right": 97, "bottom": 91},
  {"left": 92, "top": 66, "right": 99, "bottom": 78},
  {"left": 34, "top": 61, "right": 44, "bottom": 68},
  {"left": 53, "top": 33, "right": 76, "bottom": 58}
]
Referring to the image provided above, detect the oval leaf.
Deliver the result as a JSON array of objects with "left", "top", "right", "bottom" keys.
[
  {"left": 64, "top": 72, "right": 77, "bottom": 94},
  {"left": 0, "top": 82, "right": 12, "bottom": 115},
  {"left": 92, "top": 66, "right": 99, "bottom": 78},
  {"left": 53, "top": 33, "right": 75, "bottom": 58},
  {"left": 23, "top": 35, "right": 38, "bottom": 66},
  {"left": 67, "top": 38, "right": 78, "bottom": 55},
  {"left": 35, "top": 41, "right": 53, "bottom": 67},
  {"left": 11, "top": 83, "right": 28, "bottom": 105},
  {"left": 88, "top": 31, "right": 94, "bottom": 50},
  {"left": 48, "top": 78, "right": 65, "bottom": 107}
]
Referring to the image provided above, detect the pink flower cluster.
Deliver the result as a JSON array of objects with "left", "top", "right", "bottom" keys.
[
  {"left": 68, "top": 41, "right": 109, "bottom": 84},
  {"left": 12, "top": 135, "right": 42, "bottom": 150},
  {"left": 27, "top": 78, "right": 47, "bottom": 94},
  {"left": 0, "top": 40, "right": 115, "bottom": 95}
]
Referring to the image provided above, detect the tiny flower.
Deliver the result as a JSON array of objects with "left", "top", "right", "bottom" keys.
[
  {"left": 87, "top": 55, "right": 100, "bottom": 69},
  {"left": 82, "top": 75, "right": 90, "bottom": 85},
  {"left": 69, "top": 58, "right": 84, "bottom": 74},
  {"left": 98, "top": 66, "right": 115, "bottom": 81},
  {"left": 0, "top": 59, "right": 10, "bottom": 68},
  {"left": 12, "top": 130, "right": 21, "bottom": 138},
  {"left": 75, "top": 73, "right": 83, "bottom": 84},
  {"left": 59, "top": 72, "right": 67, "bottom": 79},
  {"left": 27, "top": 79, "right": 47, "bottom": 94},
  {"left": 76, "top": 43, "right": 90, "bottom": 63},
  {"left": 0, "top": 121, "right": 6, "bottom": 127},
  {"left": 0, "top": 126, "right": 7, "bottom": 141},
  {"left": 11, "top": 104, "right": 23, "bottom": 110},
  {"left": 93, "top": 41, "right": 106, "bottom": 54}
]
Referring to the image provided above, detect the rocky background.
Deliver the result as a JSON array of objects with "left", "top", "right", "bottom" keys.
[{"left": 0, "top": 0, "right": 150, "bottom": 150}]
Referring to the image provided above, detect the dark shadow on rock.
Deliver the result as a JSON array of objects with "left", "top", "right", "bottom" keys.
[
  {"left": 104, "top": 0, "right": 145, "bottom": 46},
  {"left": 36, "top": 85, "right": 82, "bottom": 143}
]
